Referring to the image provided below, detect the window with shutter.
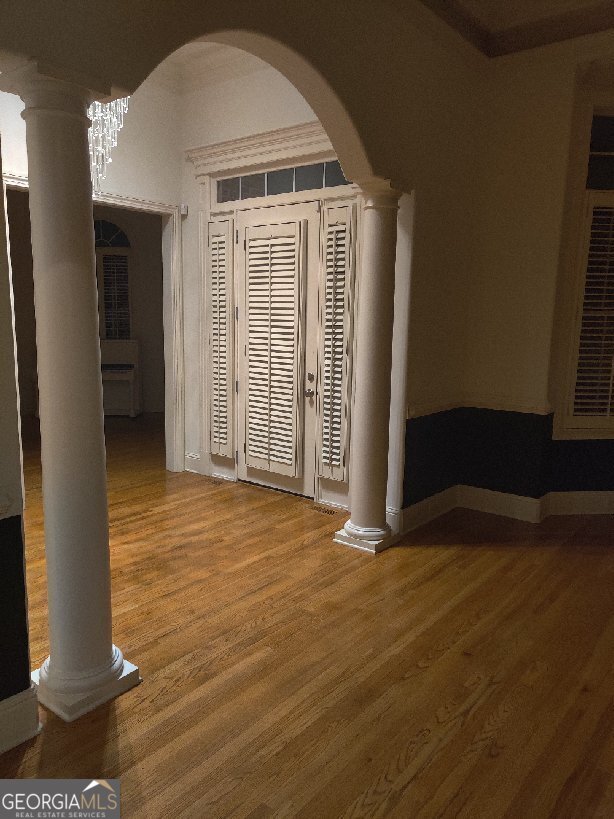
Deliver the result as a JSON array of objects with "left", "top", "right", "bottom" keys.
[
  {"left": 207, "top": 220, "right": 234, "bottom": 457},
  {"left": 572, "top": 198, "right": 614, "bottom": 422},
  {"left": 245, "top": 221, "right": 304, "bottom": 477},
  {"left": 102, "top": 253, "right": 130, "bottom": 339},
  {"left": 318, "top": 204, "right": 355, "bottom": 481}
]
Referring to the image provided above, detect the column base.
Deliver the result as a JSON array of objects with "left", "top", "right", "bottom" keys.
[
  {"left": 0, "top": 684, "right": 41, "bottom": 755},
  {"left": 32, "top": 656, "right": 140, "bottom": 723},
  {"left": 334, "top": 520, "right": 400, "bottom": 554}
]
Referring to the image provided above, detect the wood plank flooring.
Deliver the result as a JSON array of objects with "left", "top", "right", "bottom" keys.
[{"left": 1, "top": 414, "right": 614, "bottom": 817}]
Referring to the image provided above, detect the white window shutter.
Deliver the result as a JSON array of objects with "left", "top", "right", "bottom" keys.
[
  {"left": 317, "top": 203, "right": 355, "bottom": 481},
  {"left": 573, "top": 201, "right": 614, "bottom": 419},
  {"left": 207, "top": 219, "right": 234, "bottom": 457},
  {"left": 244, "top": 221, "right": 304, "bottom": 477},
  {"left": 101, "top": 252, "right": 131, "bottom": 340}
]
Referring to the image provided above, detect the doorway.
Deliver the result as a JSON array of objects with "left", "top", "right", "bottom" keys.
[
  {"left": 236, "top": 201, "right": 320, "bottom": 497},
  {"left": 205, "top": 179, "right": 357, "bottom": 508}
]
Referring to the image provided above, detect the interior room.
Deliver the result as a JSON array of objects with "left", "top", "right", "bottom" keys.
[{"left": 0, "top": 2, "right": 614, "bottom": 815}]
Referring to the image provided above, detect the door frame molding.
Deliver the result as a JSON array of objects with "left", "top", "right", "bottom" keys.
[
  {"left": 3, "top": 174, "right": 185, "bottom": 472},
  {"left": 186, "top": 122, "right": 410, "bottom": 524}
]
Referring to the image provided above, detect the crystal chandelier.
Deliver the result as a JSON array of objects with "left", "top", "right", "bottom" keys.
[{"left": 87, "top": 97, "right": 130, "bottom": 193}]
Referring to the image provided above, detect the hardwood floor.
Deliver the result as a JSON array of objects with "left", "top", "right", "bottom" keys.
[{"left": 2, "top": 414, "right": 614, "bottom": 817}]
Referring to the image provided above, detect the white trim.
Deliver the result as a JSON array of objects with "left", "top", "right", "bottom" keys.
[
  {"left": 387, "top": 193, "right": 413, "bottom": 530},
  {"left": 407, "top": 395, "right": 553, "bottom": 419},
  {"left": 401, "top": 488, "right": 458, "bottom": 533},
  {"left": 3, "top": 173, "right": 29, "bottom": 190},
  {"left": 0, "top": 685, "right": 40, "bottom": 755},
  {"left": 543, "top": 491, "right": 614, "bottom": 516},
  {"left": 4, "top": 177, "right": 185, "bottom": 471},
  {"left": 550, "top": 89, "right": 614, "bottom": 441},
  {"left": 456, "top": 485, "right": 542, "bottom": 523},
  {"left": 32, "top": 658, "right": 139, "bottom": 723},
  {"left": 186, "top": 121, "right": 334, "bottom": 179},
  {"left": 397, "top": 486, "right": 614, "bottom": 542}
]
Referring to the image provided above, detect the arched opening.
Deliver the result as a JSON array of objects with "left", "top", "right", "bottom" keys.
[{"left": 0, "top": 22, "right": 410, "bottom": 740}]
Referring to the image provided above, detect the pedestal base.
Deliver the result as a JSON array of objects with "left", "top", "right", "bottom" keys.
[
  {"left": 334, "top": 521, "right": 400, "bottom": 554},
  {"left": 32, "top": 659, "right": 140, "bottom": 722}
]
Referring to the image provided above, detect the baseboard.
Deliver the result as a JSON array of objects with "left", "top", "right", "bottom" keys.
[
  {"left": 401, "top": 487, "right": 458, "bottom": 532},
  {"left": 456, "top": 485, "right": 542, "bottom": 523},
  {"left": 386, "top": 506, "right": 403, "bottom": 534},
  {"left": 184, "top": 452, "right": 201, "bottom": 473},
  {"left": 399, "top": 486, "right": 614, "bottom": 538},
  {"left": 542, "top": 491, "right": 614, "bottom": 517},
  {"left": 0, "top": 685, "right": 41, "bottom": 755}
]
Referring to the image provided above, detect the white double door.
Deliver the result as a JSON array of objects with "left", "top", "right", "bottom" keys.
[{"left": 207, "top": 198, "right": 355, "bottom": 503}]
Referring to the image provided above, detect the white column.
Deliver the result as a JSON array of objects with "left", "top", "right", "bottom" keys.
[
  {"left": 335, "top": 181, "right": 401, "bottom": 553},
  {"left": 20, "top": 73, "right": 139, "bottom": 721}
]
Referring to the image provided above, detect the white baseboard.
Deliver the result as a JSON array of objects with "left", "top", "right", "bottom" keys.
[
  {"left": 399, "top": 486, "right": 614, "bottom": 537},
  {"left": 542, "top": 491, "right": 614, "bottom": 517},
  {"left": 0, "top": 685, "right": 41, "bottom": 755},
  {"left": 401, "top": 487, "right": 458, "bottom": 532},
  {"left": 456, "top": 485, "right": 542, "bottom": 523},
  {"left": 184, "top": 452, "right": 201, "bottom": 473},
  {"left": 386, "top": 506, "right": 403, "bottom": 534}
]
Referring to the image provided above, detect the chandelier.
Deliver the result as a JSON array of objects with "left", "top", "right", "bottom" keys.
[{"left": 87, "top": 97, "right": 130, "bottom": 193}]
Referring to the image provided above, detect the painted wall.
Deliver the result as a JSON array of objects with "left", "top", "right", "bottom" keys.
[{"left": 99, "top": 67, "right": 183, "bottom": 206}]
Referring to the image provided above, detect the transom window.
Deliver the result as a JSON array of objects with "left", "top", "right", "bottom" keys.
[{"left": 217, "top": 159, "right": 349, "bottom": 203}]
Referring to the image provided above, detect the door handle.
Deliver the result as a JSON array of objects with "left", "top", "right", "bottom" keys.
[{"left": 304, "top": 388, "right": 315, "bottom": 398}]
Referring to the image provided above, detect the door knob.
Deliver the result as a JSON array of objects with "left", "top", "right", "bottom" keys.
[{"left": 304, "top": 388, "right": 315, "bottom": 398}]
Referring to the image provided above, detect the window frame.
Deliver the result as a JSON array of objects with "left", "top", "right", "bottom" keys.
[{"left": 554, "top": 93, "right": 614, "bottom": 439}]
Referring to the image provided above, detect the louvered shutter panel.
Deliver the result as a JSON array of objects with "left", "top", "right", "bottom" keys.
[
  {"left": 318, "top": 204, "right": 355, "bottom": 481},
  {"left": 207, "top": 220, "right": 234, "bottom": 457},
  {"left": 573, "top": 202, "right": 614, "bottom": 418},
  {"left": 245, "top": 222, "right": 303, "bottom": 477},
  {"left": 102, "top": 253, "right": 130, "bottom": 339}
]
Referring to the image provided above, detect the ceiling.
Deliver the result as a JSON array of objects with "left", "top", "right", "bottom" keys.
[{"left": 418, "top": 0, "right": 614, "bottom": 56}]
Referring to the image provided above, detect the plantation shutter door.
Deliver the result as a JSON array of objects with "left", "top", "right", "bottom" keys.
[
  {"left": 245, "top": 221, "right": 304, "bottom": 477},
  {"left": 573, "top": 200, "right": 614, "bottom": 419},
  {"left": 318, "top": 204, "right": 355, "bottom": 481},
  {"left": 207, "top": 219, "right": 234, "bottom": 458}
]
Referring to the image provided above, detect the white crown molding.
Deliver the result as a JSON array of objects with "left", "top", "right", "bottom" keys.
[
  {"left": 3, "top": 173, "right": 28, "bottom": 190},
  {"left": 186, "top": 121, "right": 334, "bottom": 179}
]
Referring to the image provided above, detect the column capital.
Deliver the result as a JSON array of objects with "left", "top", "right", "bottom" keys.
[
  {"left": 356, "top": 177, "right": 402, "bottom": 210},
  {"left": 0, "top": 58, "right": 110, "bottom": 120}
]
